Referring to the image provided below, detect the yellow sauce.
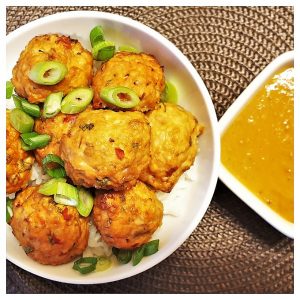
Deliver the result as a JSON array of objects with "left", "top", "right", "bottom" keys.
[{"left": 221, "top": 67, "right": 294, "bottom": 222}]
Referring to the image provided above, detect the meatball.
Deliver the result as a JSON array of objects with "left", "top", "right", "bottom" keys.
[
  {"left": 34, "top": 113, "right": 78, "bottom": 164},
  {"left": 12, "top": 34, "right": 93, "bottom": 103},
  {"left": 93, "top": 181, "right": 163, "bottom": 249},
  {"left": 6, "top": 110, "right": 34, "bottom": 194},
  {"left": 10, "top": 186, "right": 89, "bottom": 265},
  {"left": 92, "top": 52, "right": 165, "bottom": 112},
  {"left": 60, "top": 110, "right": 151, "bottom": 190},
  {"left": 140, "top": 103, "right": 204, "bottom": 192}
]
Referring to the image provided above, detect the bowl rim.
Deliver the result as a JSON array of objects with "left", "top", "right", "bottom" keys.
[
  {"left": 6, "top": 10, "right": 220, "bottom": 284},
  {"left": 219, "top": 50, "right": 294, "bottom": 239}
]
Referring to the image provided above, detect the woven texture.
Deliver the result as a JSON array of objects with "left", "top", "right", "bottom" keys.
[{"left": 6, "top": 6, "right": 294, "bottom": 294}]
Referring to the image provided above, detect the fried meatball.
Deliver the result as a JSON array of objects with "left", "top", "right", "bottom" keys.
[
  {"left": 92, "top": 52, "right": 165, "bottom": 112},
  {"left": 34, "top": 113, "right": 78, "bottom": 164},
  {"left": 60, "top": 110, "right": 150, "bottom": 190},
  {"left": 93, "top": 181, "right": 163, "bottom": 249},
  {"left": 12, "top": 34, "right": 93, "bottom": 103},
  {"left": 6, "top": 110, "right": 34, "bottom": 194},
  {"left": 10, "top": 186, "right": 89, "bottom": 265},
  {"left": 140, "top": 103, "right": 204, "bottom": 192}
]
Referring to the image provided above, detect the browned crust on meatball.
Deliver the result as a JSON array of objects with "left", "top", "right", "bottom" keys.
[
  {"left": 93, "top": 181, "right": 163, "bottom": 249},
  {"left": 10, "top": 186, "right": 89, "bottom": 265},
  {"left": 12, "top": 34, "right": 93, "bottom": 103},
  {"left": 6, "top": 110, "right": 34, "bottom": 194},
  {"left": 60, "top": 110, "right": 151, "bottom": 191},
  {"left": 92, "top": 52, "right": 165, "bottom": 112}
]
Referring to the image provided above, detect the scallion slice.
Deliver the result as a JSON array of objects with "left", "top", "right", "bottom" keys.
[
  {"left": 100, "top": 86, "right": 140, "bottom": 109},
  {"left": 29, "top": 61, "right": 67, "bottom": 85},
  {"left": 12, "top": 94, "right": 41, "bottom": 117},
  {"left": 118, "top": 45, "right": 139, "bottom": 53},
  {"left": 61, "top": 88, "right": 93, "bottom": 114},
  {"left": 96, "top": 257, "right": 112, "bottom": 272},
  {"left": 38, "top": 178, "right": 67, "bottom": 195},
  {"left": 42, "top": 154, "right": 66, "bottom": 178},
  {"left": 6, "top": 198, "right": 13, "bottom": 223},
  {"left": 90, "top": 25, "right": 105, "bottom": 47},
  {"left": 6, "top": 81, "right": 14, "bottom": 99},
  {"left": 77, "top": 187, "right": 94, "bottom": 217},
  {"left": 73, "top": 257, "right": 98, "bottom": 274},
  {"left": 92, "top": 41, "right": 115, "bottom": 61},
  {"left": 161, "top": 81, "right": 178, "bottom": 104},
  {"left": 43, "top": 92, "right": 63, "bottom": 118},
  {"left": 54, "top": 182, "right": 79, "bottom": 206},
  {"left": 10, "top": 108, "right": 34, "bottom": 133},
  {"left": 23, "top": 134, "right": 51, "bottom": 148}
]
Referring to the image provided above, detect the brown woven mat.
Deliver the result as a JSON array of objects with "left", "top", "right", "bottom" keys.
[{"left": 6, "top": 6, "right": 294, "bottom": 294}]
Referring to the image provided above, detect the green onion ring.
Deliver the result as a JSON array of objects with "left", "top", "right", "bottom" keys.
[
  {"left": 12, "top": 94, "right": 41, "bottom": 117},
  {"left": 10, "top": 108, "right": 34, "bottom": 133},
  {"left": 54, "top": 182, "right": 78, "bottom": 206},
  {"left": 96, "top": 257, "right": 112, "bottom": 272},
  {"left": 38, "top": 178, "right": 67, "bottom": 196},
  {"left": 6, "top": 81, "right": 14, "bottom": 99},
  {"left": 77, "top": 187, "right": 94, "bottom": 217},
  {"left": 6, "top": 198, "right": 13, "bottom": 223},
  {"left": 29, "top": 61, "right": 67, "bottom": 85},
  {"left": 43, "top": 92, "right": 63, "bottom": 118},
  {"left": 42, "top": 154, "right": 66, "bottom": 178},
  {"left": 161, "top": 81, "right": 178, "bottom": 104},
  {"left": 92, "top": 41, "right": 115, "bottom": 61},
  {"left": 90, "top": 25, "right": 105, "bottom": 47},
  {"left": 118, "top": 45, "right": 139, "bottom": 53},
  {"left": 73, "top": 257, "right": 98, "bottom": 274}
]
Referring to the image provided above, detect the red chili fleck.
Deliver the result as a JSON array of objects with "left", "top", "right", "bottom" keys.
[
  {"left": 62, "top": 207, "right": 72, "bottom": 221},
  {"left": 115, "top": 148, "right": 125, "bottom": 160},
  {"left": 63, "top": 115, "right": 77, "bottom": 123}
]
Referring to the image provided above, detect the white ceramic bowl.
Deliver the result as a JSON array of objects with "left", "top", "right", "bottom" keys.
[
  {"left": 6, "top": 11, "right": 219, "bottom": 284},
  {"left": 219, "top": 51, "right": 294, "bottom": 239}
]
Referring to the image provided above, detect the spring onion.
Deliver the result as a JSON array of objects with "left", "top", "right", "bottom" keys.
[
  {"left": 6, "top": 198, "right": 13, "bottom": 223},
  {"left": 54, "top": 182, "right": 79, "bottom": 206},
  {"left": 90, "top": 25, "right": 105, "bottom": 47},
  {"left": 118, "top": 45, "right": 139, "bottom": 53},
  {"left": 77, "top": 187, "right": 94, "bottom": 217},
  {"left": 161, "top": 81, "right": 178, "bottom": 104},
  {"left": 73, "top": 257, "right": 98, "bottom": 274},
  {"left": 12, "top": 94, "right": 41, "bottom": 117},
  {"left": 29, "top": 61, "right": 67, "bottom": 85},
  {"left": 38, "top": 178, "right": 67, "bottom": 195},
  {"left": 10, "top": 108, "right": 34, "bottom": 133},
  {"left": 96, "top": 257, "right": 112, "bottom": 272},
  {"left": 21, "top": 140, "right": 36, "bottom": 151},
  {"left": 42, "top": 154, "right": 66, "bottom": 178},
  {"left": 100, "top": 86, "right": 140, "bottom": 109},
  {"left": 61, "top": 88, "right": 93, "bottom": 114},
  {"left": 6, "top": 81, "right": 14, "bottom": 99},
  {"left": 92, "top": 41, "right": 115, "bottom": 61},
  {"left": 43, "top": 92, "right": 63, "bottom": 118},
  {"left": 22, "top": 133, "right": 51, "bottom": 150}
]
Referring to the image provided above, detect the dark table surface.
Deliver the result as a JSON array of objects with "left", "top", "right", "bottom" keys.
[{"left": 6, "top": 6, "right": 294, "bottom": 294}]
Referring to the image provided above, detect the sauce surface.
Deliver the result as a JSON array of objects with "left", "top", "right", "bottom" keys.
[{"left": 221, "top": 67, "right": 294, "bottom": 223}]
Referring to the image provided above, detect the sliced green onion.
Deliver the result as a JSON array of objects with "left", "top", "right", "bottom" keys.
[
  {"left": 6, "top": 81, "right": 14, "bottom": 99},
  {"left": 96, "top": 257, "right": 112, "bottom": 272},
  {"left": 92, "top": 41, "right": 115, "bottom": 61},
  {"left": 76, "top": 187, "right": 94, "bottom": 217},
  {"left": 143, "top": 239, "right": 159, "bottom": 256},
  {"left": 10, "top": 108, "right": 34, "bottom": 133},
  {"left": 132, "top": 245, "right": 145, "bottom": 266},
  {"left": 161, "top": 81, "right": 178, "bottom": 104},
  {"left": 116, "top": 249, "right": 132, "bottom": 264},
  {"left": 12, "top": 94, "right": 41, "bottom": 117},
  {"left": 38, "top": 178, "right": 67, "bottom": 195},
  {"left": 118, "top": 45, "right": 139, "bottom": 53},
  {"left": 20, "top": 131, "right": 39, "bottom": 142},
  {"left": 54, "top": 182, "right": 78, "bottom": 206},
  {"left": 61, "top": 88, "right": 93, "bottom": 114},
  {"left": 29, "top": 61, "right": 68, "bottom": 85},
  {"left": 22, "top": 134, "right": 51, "bottom": 149},
  {"left": 73, "top": 257, "right": 98, "bottom": 274},
  {"left": 42, "top": 154, "right": 66, "bottom": 178},
  {"left": 21, "top": 140, "right": 36, "bottom": 151},
  {"left": 90, "top": 25, "right": 105, "bottom": 47},
  {"left": 6, "top": 198, "right": 13, "bottom": 223},
  {"left": 100, "top": 86, "right": 140, "bottom": 109},
  {"left": 43, "top": 92, "right": 63, "bottom": 118}
]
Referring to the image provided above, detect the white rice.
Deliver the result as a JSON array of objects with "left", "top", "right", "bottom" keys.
[{"left": 30, "top": 162, "right": 50, "bottom": 185}]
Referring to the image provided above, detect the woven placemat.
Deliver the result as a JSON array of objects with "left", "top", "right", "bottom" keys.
[{"left": 6, "top": 6, "right": 294, "bottom": 294}]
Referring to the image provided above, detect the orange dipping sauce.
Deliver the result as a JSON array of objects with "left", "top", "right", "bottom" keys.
[{"left": 221, "top": 67, "right": 294, "bottom": 223}]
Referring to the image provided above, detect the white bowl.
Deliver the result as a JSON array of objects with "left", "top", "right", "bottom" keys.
[
  {"left": 6, "top": 11, "right": 219, "bottom": 284},
  {"left": 219, "top": 51, "right": 294, "bottom": 239}
]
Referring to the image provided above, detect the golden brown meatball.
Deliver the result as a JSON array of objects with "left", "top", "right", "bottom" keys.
[
  {"left": 12, "top": 34, "right": 93, "bottom": 103},
  {"left": 60, "top": 110, "right": 151, "bottom": 191},
  {"left": 93, "top": 181, "right": 163, "bottom": 249},
  {"left": 6, "top": 110, "right": 34, "bottom": 194},
  {"left": 10, "top": 186, "right": 89, "bottom": 265},
  {"left": 140, "top": 103, "right": 204, "bottom": 192},
  {"left": 34, "top": 113, "right": 78, "bottom": 164},
  {"left": 92, "top": 52, "right": 165, "bottom": 112}
]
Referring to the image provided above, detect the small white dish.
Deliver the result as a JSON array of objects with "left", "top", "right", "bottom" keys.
[{"left": 219, "top": 51, "right": 294, "bottom": 239}]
